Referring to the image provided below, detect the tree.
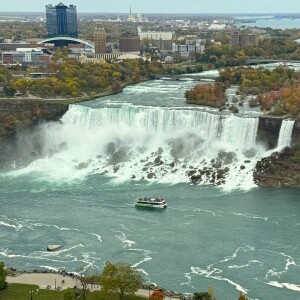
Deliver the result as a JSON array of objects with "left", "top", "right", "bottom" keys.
[
  {"left": 0, "top": 261, "right": 7, "bottom": 290},
  {"left": 193, "top": 291, "right": 213, "bottom": 300},
  {"left": 77, "top": 272, "right": 98, "bottom": 300},
  {"left": 3, "top": 84, "right": 16, "bottom": 97},
  {"left": 150, "top": 289, "right": 165, "bottom": 300},
  {"left": 99, "top": 261, "right": 143, "bottom": 300},
  {"left": 63, "top": 288, "right": 75, "bottom": 300},
  {"left": 207, "top": 287, "right": 216, "bottom": 300}
]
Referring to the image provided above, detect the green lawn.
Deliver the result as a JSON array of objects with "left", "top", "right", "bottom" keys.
[{"left": 0, "top": 284, "right": 146, "bottom": 300}]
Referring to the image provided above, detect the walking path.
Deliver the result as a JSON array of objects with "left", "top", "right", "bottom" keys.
[{"left": 7, "top": 273, "right": 182, "bottom": 299}]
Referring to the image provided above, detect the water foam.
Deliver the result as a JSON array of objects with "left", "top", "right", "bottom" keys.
[
  {"left": 266, "top": 281, "right": 300, "bottom": 292},
  {"left": 8, "top": 103, "right": 268, "bottom": 190},
  {"left": 8, "top": 82, "right": 290, "bottom": 193}
]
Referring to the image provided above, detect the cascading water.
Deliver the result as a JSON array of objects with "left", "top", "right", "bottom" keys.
[
  {"left": 10, "top": 103, "right": 267, "bottom": 190},
  {"left": 277, "top": 119, "right": 295, "bottom": 148}
]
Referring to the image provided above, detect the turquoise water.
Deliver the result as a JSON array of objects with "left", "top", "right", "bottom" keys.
[{"left": 0, "top": 79, "right": 299, "bottom": 300}]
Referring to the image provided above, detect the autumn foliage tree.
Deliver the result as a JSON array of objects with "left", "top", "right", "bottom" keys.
[
  {"left": 185, "top": 83, "right": 226, "bottom": 108},
  {"left": 149, "top": 289, "right": 165, "bottom": 300}
]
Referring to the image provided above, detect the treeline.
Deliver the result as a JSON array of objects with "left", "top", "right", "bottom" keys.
[
  {"left": 217, "top": 66, "right": 300, "bottom": 116},
  {"left": 197, "top": 38, "right": 300, "bottom": 68},
  {"left": 217, "top": 66, "right": 300, "bottom": 94},
  {"left": 7, "top": 59, "right": 163, "bottom": 98},
  {"left": 0, "top": 21, "right": 46, "bottom": 40}
]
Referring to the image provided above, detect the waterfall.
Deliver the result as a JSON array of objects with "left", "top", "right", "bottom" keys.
[
  {"left": 15, "top": 104, "right": 263, "bottom": 189},
  {"left": 62, "top": 104, "right": 259, "bottom": 150},
  {"left": 220, "top": 116, "right": 259, "bottom": 150},
  {"left": 277, "top": 119, "right": 295, "bottom": 148},
  {"left": 63, "top": 104, "right": 221, "bottom": 136}
]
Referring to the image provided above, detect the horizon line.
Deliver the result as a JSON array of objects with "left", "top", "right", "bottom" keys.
[{"left": 0, "top": 11, "right": 300, "bottom": 15}]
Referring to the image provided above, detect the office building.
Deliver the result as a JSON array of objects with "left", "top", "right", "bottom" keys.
[
  {"left": 230, "top": 32, "right": 259, "bottom": 47},
  {"left": 46, "top": 2, "right": 78, "bottom": 38},
  {"left": 2, "top": 49, "right": 51, "bottom": 64},
  {"left": 94, "top": 23, "right": 106, "bottom": 54},
  {"left": 119, "top": 31, "right": 140, "bottom": 52}
]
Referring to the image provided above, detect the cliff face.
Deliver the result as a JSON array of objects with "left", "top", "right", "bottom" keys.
[
  {"left": 0, "top": 99, "right": 68, "bottom": 138},
  {"left": 257, "top": 116, "right": 282, "bottom": 149},
  {"left": 292, "top": 119, "right": 300, "bottom": 143},
  {"left": 254, "top": 146, "right": 300, "bottom": 187},
  {"left": 254, "top": 116, "right": 300, "bottom": 187},
  {"left": 0, "top": 99, "right": 69, "bottom": 169}
]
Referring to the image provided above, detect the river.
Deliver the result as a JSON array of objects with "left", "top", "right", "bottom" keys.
[{"left": 0, "top": 78, "right": 299, "bottom": 300}]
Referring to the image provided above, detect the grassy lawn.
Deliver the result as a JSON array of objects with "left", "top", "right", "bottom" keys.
[{"left": 0, "top": 284, "right": 146, "bottom": 300}]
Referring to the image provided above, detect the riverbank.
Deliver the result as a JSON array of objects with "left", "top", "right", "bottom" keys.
[{"left": 6, "top": 271, "right": 184, "bottom": 299}]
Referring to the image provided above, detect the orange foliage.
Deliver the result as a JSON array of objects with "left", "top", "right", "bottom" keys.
[
  {"left": 257, "top": 86, "right": 300, "bottom": 116},
  {"left": 149, "top": 290, "right": 165, "bottom": 300},
  {"left": 186, "top": 83, "right": 225, "bottom": 108},
  {"left": 279, "top": 86, "right": 300, "bottom": 114},
  {"left": 257, "top": 91, "right": 279, "bottom": 110}
]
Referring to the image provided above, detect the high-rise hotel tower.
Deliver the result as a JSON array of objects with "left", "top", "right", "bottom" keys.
[{"left": 46, "top": 2, "right": 78, "bottom": 38}]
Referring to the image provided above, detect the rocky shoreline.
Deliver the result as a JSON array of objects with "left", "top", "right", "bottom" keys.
[{"left": 254, "top": 146, "right": 300, "bottom": 187}]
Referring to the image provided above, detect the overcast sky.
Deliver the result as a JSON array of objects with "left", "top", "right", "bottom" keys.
[{"left": 1, "top": 0, "right": 299, "bottom": 14}]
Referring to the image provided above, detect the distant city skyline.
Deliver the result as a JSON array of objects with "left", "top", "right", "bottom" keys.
[{"left": 0, "top": 0, "right": 299, "bottom": 14}]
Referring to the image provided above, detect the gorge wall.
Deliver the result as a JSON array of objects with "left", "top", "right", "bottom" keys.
[
  {"left": 257, "top": 116, "right": 300, "bottom": 148},
  {"left": 0, "top": 99, "right": 69, "bottom": 168},
  {"left": 255, "top": 116, "right": 300, "bottom": 187}
]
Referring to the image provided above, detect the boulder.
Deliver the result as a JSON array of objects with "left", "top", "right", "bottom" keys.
[
  {"left": 75, "top": 162, "right": 89, "bottom": 170},
  {"left": 147, "top": 172, "right": 155, "bottom": 179},
  {"left": 106, "top": 142, "right": 116, "bottom": 155},
  {"left": 108, "top": 146, "right": 130, "bottom": 165}
]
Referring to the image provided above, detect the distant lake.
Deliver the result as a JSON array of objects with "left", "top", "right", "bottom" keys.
[{"left": 238, "top": 17, "right": 300, "bottom": 29}]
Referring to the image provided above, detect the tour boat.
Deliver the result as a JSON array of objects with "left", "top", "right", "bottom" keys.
[
  {"left": 135, "top": 197, "right": 167, "bottom": 209},
  {"left": 47, "top": 245, "right": 62, "bottom": 251}
]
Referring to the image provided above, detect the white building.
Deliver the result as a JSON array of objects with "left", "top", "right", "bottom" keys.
[
  {"left": 172, "top": 39, "right": 205, "bottom": 58},
  {"left": 138, "top": 31, "right": 174, "bottom": 41},
  {"left": 138, "top": 27, "right": 174, "bottom": 51}
]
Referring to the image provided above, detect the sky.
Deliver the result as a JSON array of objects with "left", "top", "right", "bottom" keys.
[{"left": 1, "top": 0, "right": 300, "bottom": 14}]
